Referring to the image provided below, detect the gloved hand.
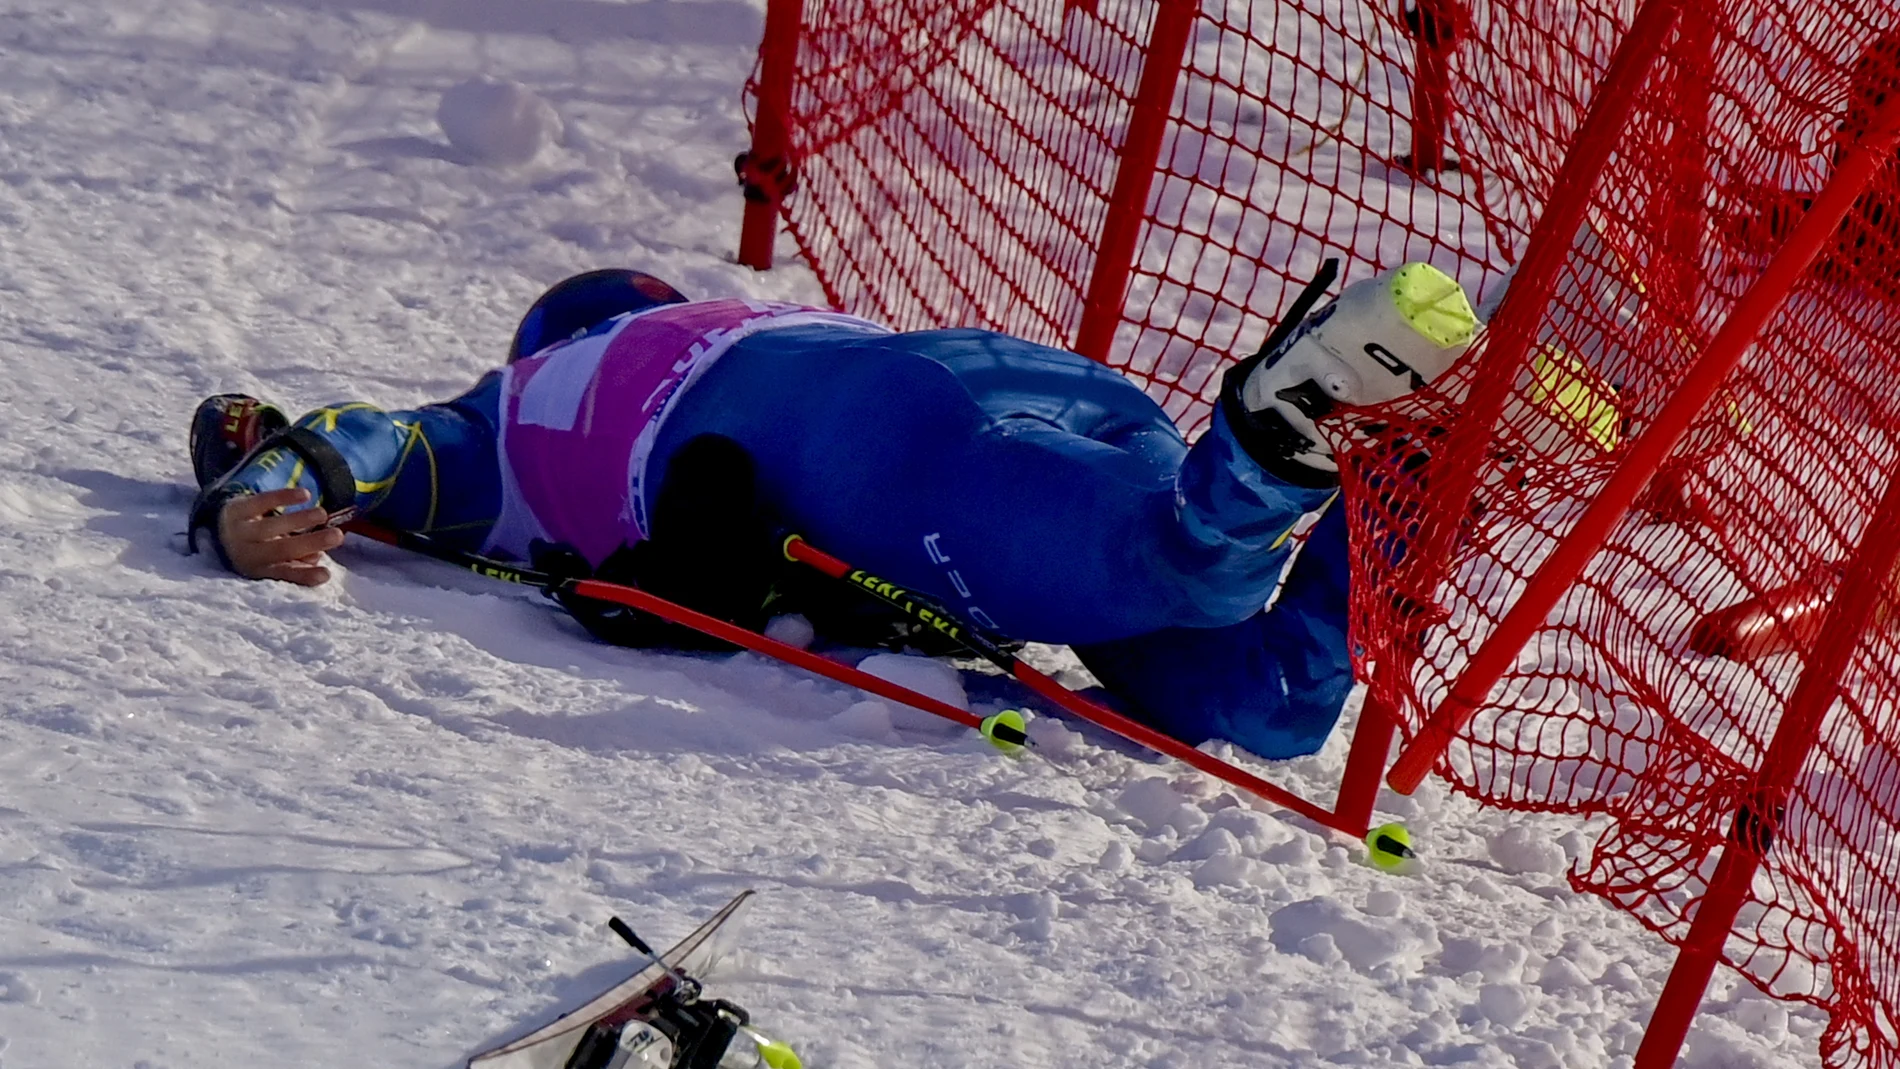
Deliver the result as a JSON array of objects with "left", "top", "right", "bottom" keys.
[
  {"left": 530, "top": 540, "right": 725, "bottom": 651},
  {"left": 532, "top": 434, "right": 783, "bottom": 652}
]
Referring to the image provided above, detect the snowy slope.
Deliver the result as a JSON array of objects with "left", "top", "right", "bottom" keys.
[{"left": 0, "top": 1, "right": 1827, "bottom": 1066}]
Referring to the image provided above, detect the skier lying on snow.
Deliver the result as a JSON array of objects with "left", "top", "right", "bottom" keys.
[{"left": 185, "top": 264, "right": 1478, "bottom": 760}]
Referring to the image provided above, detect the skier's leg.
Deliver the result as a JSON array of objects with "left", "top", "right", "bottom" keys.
[
  {"left": 1073, "top": 501, "right": 1355, "bottom": 758},
  {"left": 1093, "top": 262, "right": 1473, "bottom": 753},
  {"left": 203, "top": 373, "right": 505, "bottom": 553},
  {"left": 654, "top": 326, "right": 1337, "bottom": 645}
]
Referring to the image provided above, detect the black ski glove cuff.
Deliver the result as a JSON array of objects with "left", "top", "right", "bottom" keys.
[
  {"left": 186, "top": 487, "right": 245, "bottom": 571},
  {"left": 186, "top": 426, "right": 360, "bottom": 558},
  {"left": 1216, "top": 362, "right": 1343, "bottom": 491}
]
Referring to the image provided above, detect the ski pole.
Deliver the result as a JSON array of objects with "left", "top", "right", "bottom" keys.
[
  {"left": 1248, "top": 257, "right": 1339, "bottom": 362},
  {"left": 343, "top": 522, "right": 1028, "bottom": 748},
  {"left": 777, "top": 534, "right": 1342, "bottom": 826}
]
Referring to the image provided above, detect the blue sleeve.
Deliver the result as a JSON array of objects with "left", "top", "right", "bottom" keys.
[
  {"left": 1074, "top": 497, "right": 1355, "bottom": 759},
  {"left": 219, "top": 373, "right": 504, "bottom": 552}
]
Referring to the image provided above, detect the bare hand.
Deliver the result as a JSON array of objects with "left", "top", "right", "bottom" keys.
[{"left": 217, "top": 488, "right": 347, "bottom": 586}]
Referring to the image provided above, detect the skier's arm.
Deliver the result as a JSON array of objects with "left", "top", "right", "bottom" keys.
[{"left": 201, "top": 377, "right": 505, "bottom": 581}]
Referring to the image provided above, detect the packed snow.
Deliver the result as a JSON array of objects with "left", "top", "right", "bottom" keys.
[
  {"left": 0, "top": 0, "right": 1831, "bottom": 1066},
  {"left": 436, "top": 78, "right": 563, "bottom": 167}
]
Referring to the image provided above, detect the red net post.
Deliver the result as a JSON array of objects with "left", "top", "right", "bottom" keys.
[
  {"left": 1072, "top": 0, "right": 1197, "bottom": 361},
  {"left": 1396, "top": 0, "right": 1467, "bottom": 174},
  {"left": 1331, "top": 694, "right": 1399, "bottom": 838},
  {"left": 737, "top": 0, "right": 805, "bottom": 270}
]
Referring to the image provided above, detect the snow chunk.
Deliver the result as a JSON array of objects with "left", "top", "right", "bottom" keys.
[
  {"left": 1199, "top": 805, "right": 1283, "bottom": 854},
  {"left": 1478, "top": 982, "right": 1534, "bottom": 1028},
  {"left": 1536, "top": 955, "right": 1592, "bottom": 993},
  {"left": 1730, "top": 994, "right": 1789, "bottom": 1042},
  {"left": 855, "top": 654, "right": 968, "bottom": 732},
  {"left": 830, "top": 700, "right": 895, "bottom": 740},
  {"left": 437, "top": 78, "right": 562, "bottom": 166},
  {"left": 1269, "top": 897, "right": 1438, "bottom": 977},
  {"left": 1557, "top": 935, "right": 1608, "bottom": 978},
  {"left": 1175, "top": 824, "right": 1278, "bottom": 889},
  {"left": 1599, "top": 960, "right": 1643, "bottom": 993},
  {"left": 1682, "top": 1027, "right": 1781, "bottom": 1069},
  {"left": 1262, "top": 833, "right": 1318, "bottom": 867},
  {"left": 0, "top": 971, "right": 39, "bottom": 1004},
  {"left": 1297, "top": 932, "right": 1341, "bottom": 964},
  {"left": 1173, "top": 826, "right": 1241, "bottom": 862},
  {"left": 1465, "top": 874, "right": 1508, "bottom": 901},
  {"left": 1005, "top": 890, "right": 1059, "bottom": 921},
  {"left": 1364, "top": 888, "right": 1404, "bottom": 918},
  {"left": 1487, "top": 823, "right": 1567, "bottom": 876},
  {"left": 1026, "top": 716, "right": 1084, "bottom": 757},
  {"left": 1116, "top": 777, "right": 1208, "bottom": 838},
  {"left": 1005, "top": 890, "right": 1059, "bottom": 941},
  {"left": 856, "top": 654, "right": 968, "bottom": 709},
  {"left": 1192, "top": 852, "right": 1260, "bottom": 889},
  {"left": 1440, "top": 936, "right": 1528, "bottom": 982},
  {"left": 764, "top": 613, "right": 815, "bottom": 648}
]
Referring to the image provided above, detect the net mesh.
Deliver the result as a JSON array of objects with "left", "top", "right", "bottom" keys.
[{"left": 744, "top": 0, "right": 1900, "bottom": 1061}]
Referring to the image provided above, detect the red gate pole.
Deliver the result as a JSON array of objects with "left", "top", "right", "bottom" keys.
[
  {"left": 1386, "top": 84, "right": 1900, "bottom": 794},
  {"left": 1331, "top": 691, "right": 1398, "bottom": 837},
  {"left": 1633, "top": 456, "right": 1900, "bottom": 1067},
  {"left": 1072, "top": 0, "right": 1198, "bottom": 362},
  {"left": 1398, "top": 0, "right": 1465, "bottom": 174},
  {"left": 737, "top": 0, "right": 805, "bottom": 270}
]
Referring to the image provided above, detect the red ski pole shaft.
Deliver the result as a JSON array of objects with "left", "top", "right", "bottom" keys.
[
  {"left": 345, "top": 521, "right": 1023, "bottom": 744},
  {"left": 780, "top": 535, "right": 1348, "bottom": 827},
  {"left": 567, "top": 578, "right": 998, "bottom": 734}
]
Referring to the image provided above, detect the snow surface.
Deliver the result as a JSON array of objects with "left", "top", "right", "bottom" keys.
[
  {"left": 437, "top": 78, "right": 562, "bottom": 167},
  {"left": 0, "top": 0, "right": 1831, "bottom": 1066}
]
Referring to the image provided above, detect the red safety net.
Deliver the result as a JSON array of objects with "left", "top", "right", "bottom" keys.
[
  {"left": 744, "top": 0, "right": 1900, "bottom": 1063},
  {"left": 749, "top": 0, "right": 1508, "bottom": 428}
]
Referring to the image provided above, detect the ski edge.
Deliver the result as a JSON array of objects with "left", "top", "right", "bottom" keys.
[{"left": 467, "top": 889, "right": 758, "bottom": 1067}]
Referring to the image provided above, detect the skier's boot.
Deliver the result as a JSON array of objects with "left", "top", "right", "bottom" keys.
[
  {"left": 1219, "top": 261, "right": 1477, "bottom": 487},
  {"left": 188, "top": 393, "right": 288, "bottom": 489}
]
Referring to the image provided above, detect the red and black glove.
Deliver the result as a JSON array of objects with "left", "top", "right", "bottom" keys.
[{"left": 532, "top": 434, "right": 781, "bottom": 652}]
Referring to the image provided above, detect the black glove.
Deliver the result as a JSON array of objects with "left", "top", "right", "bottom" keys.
[
  {"left": 536, "top": 433, "right": 1011, "bottom": 657},
  {"left": 533, "top": 434, "right": 782, "bottom": 652}
]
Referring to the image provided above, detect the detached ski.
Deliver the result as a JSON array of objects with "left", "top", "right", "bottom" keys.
[{"left": 469, "top": 890, "right": 798, "bottom": 1069}]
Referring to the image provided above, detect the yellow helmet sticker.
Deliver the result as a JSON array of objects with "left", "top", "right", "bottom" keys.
[{"left": 1389, "top": 263, "right": 1480, "bottom": 349}]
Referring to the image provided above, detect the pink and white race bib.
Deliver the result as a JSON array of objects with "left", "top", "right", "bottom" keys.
[{"left": 485, "top": 299, "right": 890, "bottom": 565}]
